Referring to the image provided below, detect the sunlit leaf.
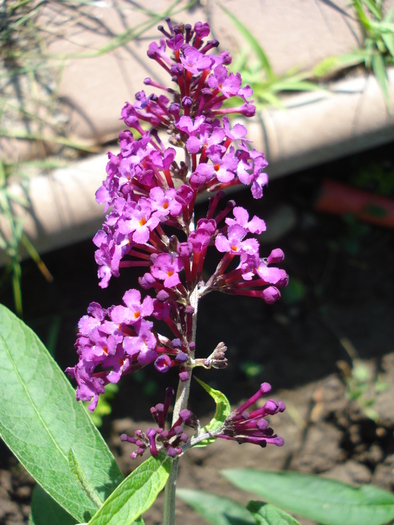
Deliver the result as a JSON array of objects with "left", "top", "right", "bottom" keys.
[
  {"left": 223, "top": 469, "right": 394, "bottom": 525},
  {"left": 87, "top": 453, "right": 172, "bottom": 525}
]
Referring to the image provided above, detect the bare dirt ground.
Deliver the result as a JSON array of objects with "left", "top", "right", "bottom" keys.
[{"left": 1, "top": 142, "right": 394, "bottom": 524}]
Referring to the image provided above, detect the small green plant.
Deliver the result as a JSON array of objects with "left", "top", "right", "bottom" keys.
[
  {"left": 314, "top": 0, "right": 394, "bottom": 106},
  {"left": 352, "top": 0, "right": 394, "bottom": 105},
  {"left": 0, "top": 160, "right": 53, "bottom": 315},
  {"left": 337, "top": 338, "right": 387, "bottom": 422}
]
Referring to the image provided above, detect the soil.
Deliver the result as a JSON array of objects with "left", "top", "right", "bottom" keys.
[{"left": 1, "top": 142, "right": 394, "bottom": 525}]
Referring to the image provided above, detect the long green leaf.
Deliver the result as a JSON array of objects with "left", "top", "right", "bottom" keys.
[
  {"left": 353, "top": 0, "right": 374, "bottom": 31},
  {"left": 247, "top": 501, "right": 301, "bottom": 525},
  {"left": 362, "top": 0, "right": 382, "bottom": 20},
  {"left": 222, "top": 469, "right": 394, "bottom": 525},
  {"left": 30, "top": 485, "right": 77, "bottom": 525},
  {"left": 87, "top": 453, "right": 172, "bottom": 525},
  {"left": 371, "top": 53, "right": 389, "bottom": 104},
  {"left": 177, "top": 488, "right": 254, "bottom": 525},
  {"left": 381, "top": 32, "right": 394, "bottom": 56},
  {"left": 0, "top": 305, "right": 123, "bottom": 523}
]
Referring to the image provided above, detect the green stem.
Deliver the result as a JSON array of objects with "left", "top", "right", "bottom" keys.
[
  {"left": 163, "top": 457, "right": 180, "bottom": 525},
  {"left": 163, "top": 277, "right": 199, "bottom": 525}
]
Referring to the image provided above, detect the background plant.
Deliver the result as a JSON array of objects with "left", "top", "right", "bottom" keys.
[
  {"left": 178, "top": 469, "right": 394, "bottom": 525},
  {"left": 313, "top": 0, "right": 394, "bottom": 106}
]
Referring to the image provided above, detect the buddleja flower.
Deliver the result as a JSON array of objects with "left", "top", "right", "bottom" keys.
[{"left": 67, "top": 18, "right": 288, "bottom": 436}]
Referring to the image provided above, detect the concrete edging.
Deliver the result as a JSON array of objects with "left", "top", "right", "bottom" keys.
[{"left": 1, "top": 68, "right": 394, "bottom": 266}]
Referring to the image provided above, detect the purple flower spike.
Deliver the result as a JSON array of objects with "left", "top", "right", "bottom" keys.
[{"left": 68, "top": 18, "right": 288, "bottom": 461}]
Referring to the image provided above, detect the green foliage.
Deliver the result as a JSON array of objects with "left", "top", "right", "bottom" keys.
[
  {"left": 30, "top": 485, "right": 77, "bottom": 525},
  {"left": 247, "top": 501, "right": 301, "bottom": 525},
  {"left": 351, "top": 161, "right": 394, "bottom": 197},
  {"left": 86, "top": 453, "right": 172, "bottom": 525},
  {"left": 194, "top": 377, "right": 231, "bottom": 446},
  {"left": 177, "top": 489, "right": 301, "bottom": 525},
  {"left": 352, "top": 0, "right": 394, "bottom": 105},
  {"left": 223, "top": 469, "right": 394, "bottom": 525},
  {"left": 337, "top": 357, "right": 388, "bottom": 422},
  {"left": 0, "top": 304, "right": 123, "bottom": 522},
  {"left": 0, "top": 304, "right": 175, "bottom": 523},
  {"left": 0, "top": 161, "right": 54, "bottom": 316},
  {"left": 179, "top": 470, "right": 394, "bottom": 525},
  {"left": 177, "top": 489, "right": 255, "bottom": 525},
  {"left": 316, "top": 0, "right": 394, "bottom": 105}
]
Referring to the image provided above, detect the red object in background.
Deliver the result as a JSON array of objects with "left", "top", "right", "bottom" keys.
[{"left": 314, "top": 178, "right": 394, "bottom": 228}]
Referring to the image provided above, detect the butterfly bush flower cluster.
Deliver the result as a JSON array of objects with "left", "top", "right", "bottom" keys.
[{"left": 67, "top": 19, "right": 286, "bottom": 456}]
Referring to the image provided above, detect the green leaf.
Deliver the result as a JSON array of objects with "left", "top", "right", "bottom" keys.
[
  {"left": 0, "top": 305, "right": 123, "bottom": 523},
  {"left": 371, "top": 53, "right": 389, "bottom": 104},
  {"left": 87, "top": 453, "right": 172, "bottom": 525},
  {"left": 381, "top": 32, "right": 394, "bottom": 56},
  {"left": 30, "top": 484, "right": 77, "bottom": 525},
  {"left": 247, "top": 501, "right": 301, "bottom": 525},
  {"left": 361, "top": 0, "right": 382, "bottom": 20},
  {"left": 353, "top": 0, "right": 374, "bottom": 31},
  {"left": 222, "top": 469, "right": 394, "bottom": 525},
  {"left": 68, "top": 449, "right": 103, "bottom": 508},
  {"left": 194, "top": 377, "right": 231, "bottom": 446},
  {"left": 177, "top": 488, "right": 254, "bottom": 525}
]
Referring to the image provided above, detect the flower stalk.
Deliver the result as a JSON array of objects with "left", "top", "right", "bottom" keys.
[{"left": 67, "top": 18, "right": 287, "bottom": 523}]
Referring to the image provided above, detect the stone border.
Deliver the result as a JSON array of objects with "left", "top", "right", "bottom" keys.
[{"left": 1, "top": 68, "right": 393, "bottom": 266}]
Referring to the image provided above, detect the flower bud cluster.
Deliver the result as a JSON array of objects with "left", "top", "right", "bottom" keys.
[
  {"left": 217, "top": 382, "right": 285, "bottom": 447},
  {"left": 120, "top": 388, "right": 198, "bottom": 458},
  {"left": 67, "top": 19, "right": 288, "bottom": 423}
]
